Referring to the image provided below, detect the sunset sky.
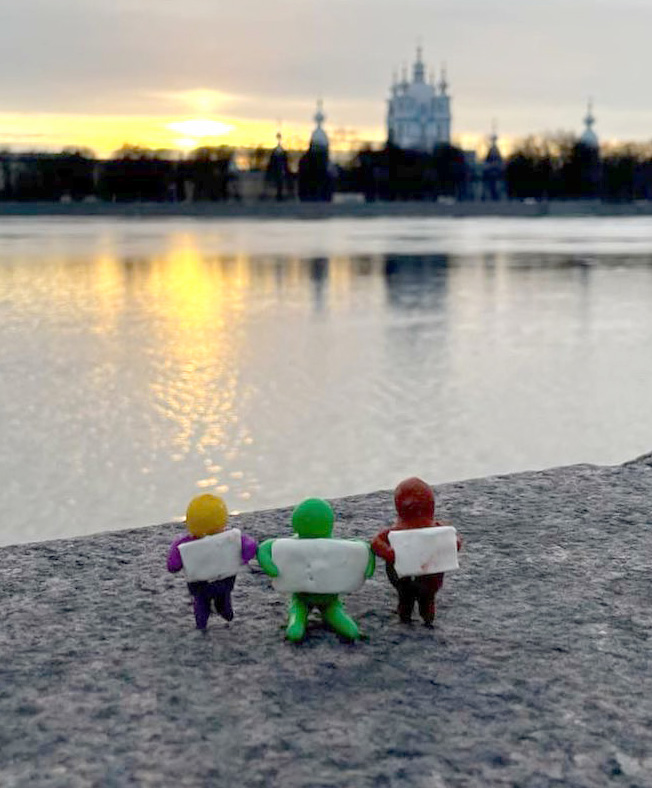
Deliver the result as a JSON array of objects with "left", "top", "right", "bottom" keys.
[{"left": 1, "top": 0, "right": 652, "bottom": 157}]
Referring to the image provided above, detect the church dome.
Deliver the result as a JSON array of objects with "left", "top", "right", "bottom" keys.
[
  {"left": 310, "top": 128, "right": 329, "bottom": 149},
  {"left": 580, "top": 128, "right": 598, "bottom": 148}
]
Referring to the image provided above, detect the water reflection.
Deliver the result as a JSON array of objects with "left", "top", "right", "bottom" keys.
[
  {"left": 1, "top": 219, "right": 652, "bottom": 545},
  {"left": 308, "top": 257, "right": 329, "bottom": 312},
  {"left": 383, "top": 253, "right": 449, "bottom": 311},
  {"left": 382, "top": 254, "right": 450, "bottom": 369}
]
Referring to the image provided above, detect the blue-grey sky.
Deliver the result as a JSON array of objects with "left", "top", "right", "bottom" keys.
[{"left": 0, "top": 0, "right": 650, "bottom": 152}]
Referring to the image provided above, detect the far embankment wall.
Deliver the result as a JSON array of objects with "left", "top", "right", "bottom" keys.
[{"left": 2, "top": 199, "right": 652, "bottom": 219}]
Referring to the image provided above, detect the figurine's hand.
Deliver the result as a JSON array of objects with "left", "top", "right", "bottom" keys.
[
  {"left": 371, "top": 530, "right": 396, "bottom": 564},
  {"left": 364, "top": 545, "right": 376, "bottom": 579},
  {"left": 256, "top": 539, "right": 280, "bottom": 578},
  {"left": 166, "top": 542, "right": 184, "bottom": 573},
  {"left": 240, "top": 532, "right": 258, "bottom": 564}
]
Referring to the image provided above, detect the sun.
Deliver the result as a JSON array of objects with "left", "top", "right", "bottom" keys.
[{"left": 167, "top": 119, "right": 234, "bottom": 139}]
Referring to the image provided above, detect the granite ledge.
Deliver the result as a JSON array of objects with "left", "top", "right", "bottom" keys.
[{"left": 1, "top": 454, "right": 651, "bottom": 787}]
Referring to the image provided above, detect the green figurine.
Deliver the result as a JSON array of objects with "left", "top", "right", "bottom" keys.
[{"left": 257, "top": 498, "right": 375, "bottom": 642}]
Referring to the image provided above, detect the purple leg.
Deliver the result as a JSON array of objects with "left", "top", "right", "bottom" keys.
[
  {"left": 215, "top": 593, "right": 234, "bottom": 621},
  {"left": 193, "top": 594, "right": 211, "bottom": 630}
]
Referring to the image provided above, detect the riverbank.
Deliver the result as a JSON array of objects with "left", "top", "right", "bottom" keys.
[
  {"left": 2, "top": 453, "right": 651, "bottom": 786},
  {"left": 2, "top": 199, "right": 652, "bottom": 220}
]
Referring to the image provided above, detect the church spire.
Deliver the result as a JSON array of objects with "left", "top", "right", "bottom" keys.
[
  {"left": 309, "top": 99, "right": 329, "bottom": 151},
  {"left": 314, "top": 99, "right": 325, "bottom": 129},
  {"left": 391, "top": 69, "right": 399, "bottom": 96},
  {"left": 584, "top": 99, "right": 595, "bottom": 132},
  {"left": 438, "top": 63, "right": 449, "bottom": 96},
  {"left": 580, "top": 98, "right": 599, "bottom": 148},
  {"left": 413, "top": 44, "right": 425, "bottom": 83},
  {"left": 490, "top": 119, "right": 498, "bottom": 147}
]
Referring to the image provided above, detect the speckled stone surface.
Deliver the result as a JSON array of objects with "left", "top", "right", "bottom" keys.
[{"left": 1, "top": 455, "right": 651, "bottom": 787}]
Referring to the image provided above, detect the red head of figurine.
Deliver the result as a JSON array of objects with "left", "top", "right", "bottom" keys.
[{"left": 394, "top": 477, "right": 436, "bottom": 529}]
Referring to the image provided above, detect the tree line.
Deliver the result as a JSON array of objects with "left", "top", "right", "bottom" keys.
[
  {"left": 348, "top": 136, "right": 652, "bottom": 203},
  {"left": 2, "top": 135, "right": 652, "bottom": 202},
  {"left": 0, "top": 145, "right": 240, "bottom": 203},
  {"left": 503, "top": 135, "right": 652, "bottom": 202}
]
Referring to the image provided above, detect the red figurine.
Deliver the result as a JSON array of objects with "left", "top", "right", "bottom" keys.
[{"left": 371, "top": 477, "right": 462, "bottom": 627}]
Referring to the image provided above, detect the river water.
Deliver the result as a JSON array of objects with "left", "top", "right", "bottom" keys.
[{"left": 1, "top": 215, "right": 651, "bottom": 545}]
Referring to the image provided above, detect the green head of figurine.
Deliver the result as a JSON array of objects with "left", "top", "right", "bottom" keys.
[{"left": 292, "top": 498, "right": 334, "bottom": 539}]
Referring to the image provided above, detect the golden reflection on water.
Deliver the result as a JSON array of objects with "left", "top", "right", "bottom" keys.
[
  {"left": 141, "top": 235, "right": 252, "bottom": 500},
  {"left": 100, "top": 233, "right": 376, "bottom": 509},
  {"left": 90, "top": 252, "right": 124, "bottom": 335}
]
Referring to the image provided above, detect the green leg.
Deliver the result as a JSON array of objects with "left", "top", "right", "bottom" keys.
[
  {"left": 322, "top": 598, "right": 360, "bottom": 641},
  {"left": 286, "top": 594, "right": 310, "bottom": 642}
]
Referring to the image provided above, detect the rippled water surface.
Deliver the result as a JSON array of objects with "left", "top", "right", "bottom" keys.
[{"left": 1, "top": 216, "right": 651, "bottom": 545}]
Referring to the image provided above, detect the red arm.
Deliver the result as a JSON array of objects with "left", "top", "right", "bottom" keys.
[{"left": 371, "top": 529, "right": 396, "bottom": 564}]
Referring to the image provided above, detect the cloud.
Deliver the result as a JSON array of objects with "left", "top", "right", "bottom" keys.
[{"left": 0, "top": 0, "right": 651, "bottom": 140}]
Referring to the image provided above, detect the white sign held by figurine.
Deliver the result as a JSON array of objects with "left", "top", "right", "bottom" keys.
[
  {"left": 271, "top": 538, "right": 369, "bottom": 594},
  {"left": 389, "top": 526, "right": 459, "bottom": 578},
  {"left": 179, "top": 528, "right": 243, "bottom": 582}
]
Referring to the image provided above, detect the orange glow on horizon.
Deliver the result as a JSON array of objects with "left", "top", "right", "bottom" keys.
[
  {"left": 0, "top": 111, "right": 386, "bottom": 158},
  {"left": 0, "top": 109, "right": 521, "bottom": 159}
]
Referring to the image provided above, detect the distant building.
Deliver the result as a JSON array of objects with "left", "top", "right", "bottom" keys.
[
  {"left": 481, "top": 128, "right": 506, "bottom": 201},
  {"left": 575, "top": 101, "right": 601, "bottom": 198},
  {"left": 387, "top": 47, "right": 451, "bottom": 152},
  {"left": 579, "top": 100, "right": 599, "bottom": 149},
  {"left": 265, "top": 133, "right": 291, "bottom": 200},
  {"left": 298, "top": 101, "right": 333, "bottom": 201},
  {"left": 309, "top": 100, "right": 330, "bottom": 153}
]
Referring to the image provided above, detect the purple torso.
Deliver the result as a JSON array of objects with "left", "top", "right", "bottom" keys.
[{"left": 167, "top": 531, "right": 257, "bottom": 573}]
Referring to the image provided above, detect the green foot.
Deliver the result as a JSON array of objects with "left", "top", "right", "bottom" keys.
[
  {"left": 286, "top": 595, "right": 309, "bottom": 642},
  {"left": 323, "top": 600, "right": 360, "bottom": 641},
  {"left": 286, "top": 619, "right": 307, "bottom": 642}
]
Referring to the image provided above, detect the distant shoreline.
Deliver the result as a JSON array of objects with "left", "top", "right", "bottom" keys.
[{"left": 2, "top": 199, "right": 652, "bottom": 220}]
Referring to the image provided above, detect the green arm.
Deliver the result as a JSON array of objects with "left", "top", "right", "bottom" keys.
[
  {"left": 357, "top": 540, "right": 375, "bottom": 579},
  {"left": 257, "top": 538, "right": 279, "bottom": 577}
]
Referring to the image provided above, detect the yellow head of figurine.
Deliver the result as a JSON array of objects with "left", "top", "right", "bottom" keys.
[{"left": 186, "top": 494, "right": 228, "bottom": 538}]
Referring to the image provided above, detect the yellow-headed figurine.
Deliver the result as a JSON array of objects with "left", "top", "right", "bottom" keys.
[{"left": 167, "top": 494, "right": 257, "bottom": 630}]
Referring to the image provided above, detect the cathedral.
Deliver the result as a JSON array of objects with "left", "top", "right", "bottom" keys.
[{"left": 387, "top": 47, "right": 451, "bottom": 152}]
